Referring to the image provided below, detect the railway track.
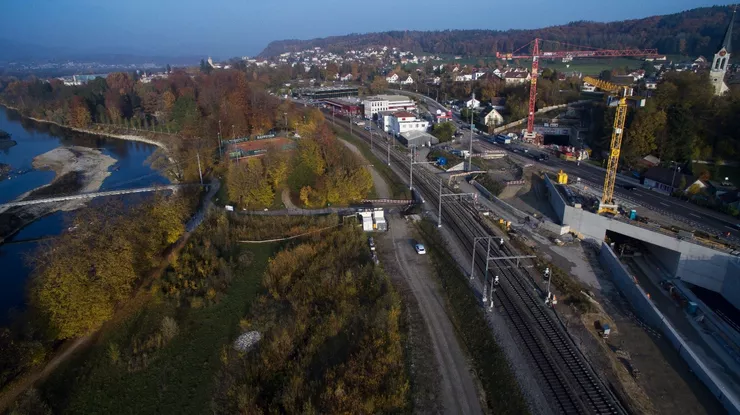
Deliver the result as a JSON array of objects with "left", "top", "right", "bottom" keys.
[{"left": 331, "top": 115, "right": 624, "bottom": 414}]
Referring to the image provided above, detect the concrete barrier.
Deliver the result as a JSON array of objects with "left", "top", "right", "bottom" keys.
[{"left": 599, "top": 243, "right": 740, "bottom": 415}]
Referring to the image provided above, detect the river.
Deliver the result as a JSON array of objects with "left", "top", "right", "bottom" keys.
[{"left": 0, "top": 106, "right": 169, "bottom": 322}]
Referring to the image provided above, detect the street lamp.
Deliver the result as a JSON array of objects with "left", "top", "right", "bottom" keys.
[{"left": 670, "top": 162, "right": 681, "bottom": 193}]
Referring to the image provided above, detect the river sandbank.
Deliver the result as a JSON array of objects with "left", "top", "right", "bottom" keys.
[{"left": 0, "top": 146, "right": 116, "bottom": 241}]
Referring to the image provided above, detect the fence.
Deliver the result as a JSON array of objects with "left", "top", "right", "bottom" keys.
[{"left": 599, "top": 243, "right": 740, "bottom": 415}]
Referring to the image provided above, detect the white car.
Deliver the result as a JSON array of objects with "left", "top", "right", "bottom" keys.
[{"left": 414, "top": 244, "right": 426, "bottom": 255}]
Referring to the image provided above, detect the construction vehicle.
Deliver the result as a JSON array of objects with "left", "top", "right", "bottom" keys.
[
  {"left": 497, "top": 39, "right": 658, "bottom": 144},
  {"left": 582, "top": 76, "right": 633, "bottom": 214}
]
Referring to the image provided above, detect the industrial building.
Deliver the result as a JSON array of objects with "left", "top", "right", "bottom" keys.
[
  {"left": 362, "top": 94, "right": 416, "bottom": 118},
  {"left": 321, "top": 97, "right": 362, "bottom": 116},
  {"left": 386, "top": 111, "right": 429, "bottom": 136},
  {"left": 399, "top": 130, "right": 439, "bottom": 148},
  {"left": 295, "top": 86, "right": 359, "bottom": 100}
]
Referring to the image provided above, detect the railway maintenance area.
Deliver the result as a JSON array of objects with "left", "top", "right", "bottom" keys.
[{"left": 329, "top": 107, "right": 738, "bottom": 415}]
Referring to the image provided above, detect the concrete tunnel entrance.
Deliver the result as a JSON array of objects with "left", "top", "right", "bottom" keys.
[
  {"left": 543, "top": 134, "right": 570, "bottom": 146},
  {"left": 606, "top": 229, "right": 740, "bottom": 327},
  {"left": 606, "top": 229, "right": 681, "bottom": 277}
]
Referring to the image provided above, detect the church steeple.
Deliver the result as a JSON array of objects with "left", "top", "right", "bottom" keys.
[
  {"left": 710, "top": 8, "right": 735, "bottom": 96},
  {"left": 721, "top": 8, "right": 735, "bottom": 53}
]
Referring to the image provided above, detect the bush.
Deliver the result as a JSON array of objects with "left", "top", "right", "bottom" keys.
[{"left": 212, "top": 227, "right": 409, "bottom": 414}]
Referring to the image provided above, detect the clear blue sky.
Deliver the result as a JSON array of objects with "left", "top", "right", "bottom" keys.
[{"left": 0, "top": 0, "right": 731, "bottom": 58}]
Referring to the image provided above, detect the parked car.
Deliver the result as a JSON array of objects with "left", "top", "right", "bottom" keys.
[
  {"left": 368, "top": 237, "right": 376, "bottom": 251},
  {"left": 414, "top": 243, "right": 426, "bottom": 255},
  {"left": 622, "top": 184, "right": 637, "bottom": 191}
]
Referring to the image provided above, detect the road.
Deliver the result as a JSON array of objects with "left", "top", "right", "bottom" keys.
[
  {"left": 384, "top": 215, "right": 483, "bottom": 415},
  {"left": 391, "top": 89, "right": 740, "bottom": 241}
]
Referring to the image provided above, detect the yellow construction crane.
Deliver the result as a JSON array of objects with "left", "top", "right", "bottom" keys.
[{"left": 583, "top": 76, "right": 629, "bottom": 215}]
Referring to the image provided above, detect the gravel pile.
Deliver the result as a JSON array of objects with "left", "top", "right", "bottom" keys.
[{"left": 233, "top": 331, "right": 261, "bottom": 352}]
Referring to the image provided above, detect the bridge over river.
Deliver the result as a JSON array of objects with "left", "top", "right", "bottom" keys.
[{"left": 0, "top": 184, "right": 199, "bottom": 209}]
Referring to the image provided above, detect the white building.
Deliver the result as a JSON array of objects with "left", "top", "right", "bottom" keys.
[
  {"left": 483, "top": 108, "right": 504, "bottom": 128},
  {"left": 503, "top": 71, "right": 531, "bottom": 85},
  {"left": 386, "top": 73, "right": 400, "bottom": 83},
  {"left": 363, "top": 95, "right": 416, "bottom": 119},
  {"left": 465, "top": 98, "right": 481, "bottom": 109},
  {"left": 389, "top": 111, "right": 429, "bottom": 136},
  {"left": 399, "top": 75, "right": 414, "bottom": 85},
  {"left": 582, "top": 81, "right": 596, "bottom": 93},
  {"left": 455, "top": 74, "right": 473, "bottom": 82}
]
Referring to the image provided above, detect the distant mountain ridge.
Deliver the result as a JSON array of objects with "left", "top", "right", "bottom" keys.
[
  {"left": 0, "top": 38, "right": 201, "bottom": 66},
  {"left": 259, "top": 6, "right": 737, "bottom": 59}
]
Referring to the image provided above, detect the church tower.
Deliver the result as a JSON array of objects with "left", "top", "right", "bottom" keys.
[{"left": 710, "top": 9, "right": 735, "bottom": 96}]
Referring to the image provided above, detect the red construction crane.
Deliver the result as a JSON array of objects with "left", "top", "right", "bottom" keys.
[{"left": 496, "top": 39, "right": 659, "bottom": 143}]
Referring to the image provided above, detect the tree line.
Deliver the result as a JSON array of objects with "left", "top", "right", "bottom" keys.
[
  {"left": 260, "top": 6, "right": 736, "bottom": 59},
  {"left": 592, "top": 71, "right": 740, "bottom": 168}
]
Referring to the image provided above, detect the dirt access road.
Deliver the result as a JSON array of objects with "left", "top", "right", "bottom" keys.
[
  {"left": 337, "top": 138, "right": 392, "bottom": 199},
  {"left": 379, "top": 214, "right": 483, "bottom": 414}
]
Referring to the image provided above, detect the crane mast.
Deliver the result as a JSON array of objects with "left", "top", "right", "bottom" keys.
[
  {"left": 582, "top": 76, "right": 628, "bottom": 214},
  {"left": 497, "top": 39, "right": 658, "bottom": 145}
]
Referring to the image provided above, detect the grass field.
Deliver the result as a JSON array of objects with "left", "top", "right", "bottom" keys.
[
  {"left": 40, "top": 243, "right": 277, "bottom": 414},
  {"left": 333, "top": 127, "right": 411, "bottom": 199}
]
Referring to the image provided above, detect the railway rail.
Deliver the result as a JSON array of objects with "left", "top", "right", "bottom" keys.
[{"left": 331, "top": 114, "right": 624, "bottom": 414}]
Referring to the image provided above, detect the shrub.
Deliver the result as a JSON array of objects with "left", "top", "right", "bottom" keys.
[
  {"left": 161, "top": 317, "right": 179, "bottom": 342},
  {"left": 107, "top": 342, "right": 121, "bottom": 365}
]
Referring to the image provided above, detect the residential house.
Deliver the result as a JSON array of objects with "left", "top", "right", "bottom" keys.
[
  {"left": 503, "top": 71, "right": 531, "bottom": 85},
  {"left": 399, "top": 75, "right": 414, "bottom": 85},
  {"left": 643, "top": 166, "right": 693, "bottom": 195},
  {"left": 455, "top": 74, "right": 473, "bottom": 82},
  {"left": 482, "top": 108, "right": 504, "bottom": 128},
  {"left": 465, "top": 98, "right": 481, "bottom": 109},
  {"left": 492, "top": 68, "right": 504, "bottom": 79},
  {"left": 473, "top": 71, "right": 486, "bottom": 80},
  {"left": 582, "top": 81, "right": 596, "bottom": 93},
  {"left": 386, "top": 72, "right": 400, "bottom": 83},
  {"left": 340, "top": 73, "right": 353, "bottom": 81},
  {"left": 643, "top": 78, "right": 658, "bottom": 90}
]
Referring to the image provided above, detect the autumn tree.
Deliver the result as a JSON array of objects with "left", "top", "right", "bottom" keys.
[
  {"left": 369, "top": 77, "right": 388, "bottom": 94},
  {"left": 226, "top": 159, "right": 274, "bottom": 209},
  {"left": 621, "top": 105, "right": 665, "bottom": 166},
  {"left": 68, "top": 96, "right": 91, "bottom": 128}
]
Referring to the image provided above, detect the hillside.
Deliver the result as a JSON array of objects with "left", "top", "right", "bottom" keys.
[{"left": 260, "top": 6, "right": 737, "bottom": 59}]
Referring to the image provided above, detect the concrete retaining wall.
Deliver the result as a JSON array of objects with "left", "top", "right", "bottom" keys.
[
  {"left": 544, "top": 175, "right": 736, "bottom": 293},
  {"left": 600, "top": 243, "right": 740, "bottom": 415},
  {"left": 721, "top": 260, "right": 740, "bottom": 311}
]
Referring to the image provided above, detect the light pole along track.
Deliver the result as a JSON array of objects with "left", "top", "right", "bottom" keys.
[{"left": 331, "top": 113, "right": 624, "bottom": 414}]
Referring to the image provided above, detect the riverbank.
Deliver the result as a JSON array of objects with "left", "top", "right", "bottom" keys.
[
  {"left": 0, "top": 129, "right": 16, "bottom": 150},
  {"left": 1, "top": 104, "right": 169, "bottom": 151},
  {"left": 0, "top": 146, "right": 116, "bottom": 242}
]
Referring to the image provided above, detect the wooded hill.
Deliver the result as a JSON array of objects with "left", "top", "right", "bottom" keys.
[{"left": 260, "top": 6, "right": 737, "bottom": 59}]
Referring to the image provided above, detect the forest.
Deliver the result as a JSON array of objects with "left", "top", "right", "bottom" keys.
[{"left": 261, "top": 6, "right": 736, "bottom": 59}]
